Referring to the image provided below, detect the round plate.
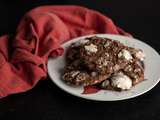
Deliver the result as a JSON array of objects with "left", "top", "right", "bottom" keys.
[{"left": 47, "top": 34, "right": 160, "bottom": 101}]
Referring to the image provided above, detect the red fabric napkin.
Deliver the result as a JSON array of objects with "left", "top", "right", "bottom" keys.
[{"left": 0, "top": 5, "right": 130, "bottom": 98}]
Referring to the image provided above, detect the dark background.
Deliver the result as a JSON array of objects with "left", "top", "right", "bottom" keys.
[{"left": 0, "top": 0, "right": 160, "bottom": 120}]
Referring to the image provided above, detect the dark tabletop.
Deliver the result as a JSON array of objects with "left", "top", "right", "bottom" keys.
[{"left": 0, "top": 0, "right": 160, "bottom": 120}]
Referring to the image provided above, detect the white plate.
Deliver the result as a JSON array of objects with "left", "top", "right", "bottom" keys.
[{"left": 47, "top": 34, "right": 160, "bottom": 101}]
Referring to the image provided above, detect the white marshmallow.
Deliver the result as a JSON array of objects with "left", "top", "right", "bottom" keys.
[
  {"left": 111, "top": 73, "right": 132, "bottom": 90},
  {"left": 84, "top": 44, "right": 98, "bottom": 53},
  {"left": 118, "top": 49, "right": 132, "bottom": 60},
  {"left": 135, "top": 50, "right": 145, "bottom": 61}
]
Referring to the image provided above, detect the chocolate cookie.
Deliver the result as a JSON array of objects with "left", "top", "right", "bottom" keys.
[
  {"left": 78, "top": 37, "right": 136, "bottom": 74},
  {"left": 99, "top": 60, "right": 144, "bottom": 91},
  {"left": 63, "top": 60, "right": 110, "bottom": 86}
]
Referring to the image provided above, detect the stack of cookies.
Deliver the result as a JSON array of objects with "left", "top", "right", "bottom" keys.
[{"left": 63, "top": 36, "right": 145, "bottom": 91}]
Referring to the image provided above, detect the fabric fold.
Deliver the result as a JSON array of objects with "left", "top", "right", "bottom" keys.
[{"left": 0, "top": 5, "right": 130, "bottom": 98}]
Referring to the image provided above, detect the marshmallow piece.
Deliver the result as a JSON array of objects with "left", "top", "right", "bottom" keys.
[
  {"left": 118, "top": 49, "right": 132, "bottom": 60},
  {"left": 135, "top": 50, "right": 145, "bottom": 61},
  {"left": 84, "top": 44, "right": 98, "bottom": 53},
  {"left": 111, "top": 73, "right": 132, "bottom": 90}
]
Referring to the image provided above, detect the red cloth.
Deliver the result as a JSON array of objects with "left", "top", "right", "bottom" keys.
[{"left": 0, "top": 5, "right": 130, "bottom": 98}]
